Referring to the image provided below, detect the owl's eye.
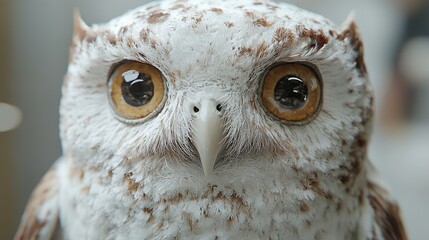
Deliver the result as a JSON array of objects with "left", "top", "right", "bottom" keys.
[
  {"left": 260, "top": 63, "right": 322, "bottom": 123},
  {"left": 108, "top": 61, "right": 166, "bottom": 120}
]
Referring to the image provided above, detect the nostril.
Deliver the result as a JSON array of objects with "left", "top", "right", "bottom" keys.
[
  {"left": 193, "top": 106, "right": 200, "bottom": 113},
  {"left": 216, "top": 104, "right": 222, "bottom": 112}
]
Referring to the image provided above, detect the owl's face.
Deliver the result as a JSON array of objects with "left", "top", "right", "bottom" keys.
[{"left": 61, "top": 0, "right": 372, "bottom": 196}]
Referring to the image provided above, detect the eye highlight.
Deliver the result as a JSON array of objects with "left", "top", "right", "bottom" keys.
[
  {"left": 108, "top": 61, "right": 166, "bottom": 120},
  {"left": 260, "top": 63, "right": 322, "bottom": 123}
]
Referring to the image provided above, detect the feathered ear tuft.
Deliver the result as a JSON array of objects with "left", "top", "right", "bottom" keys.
[
  {"left": 69, "top": 10, "right": 97, "bottom": 63},
  {"left": 73, "top": 10, "right": 94, "bottom": 43},
  {"left": 338, "top": 13, "right": 367, "bottom": 77}
]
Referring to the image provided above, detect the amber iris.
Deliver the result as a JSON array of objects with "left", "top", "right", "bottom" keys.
[
  {"left": 109, "top": 61, "right": 165, "bottom": 120},
  {"left": 260, "top": 63, "right": 322, "bottom": 123}
]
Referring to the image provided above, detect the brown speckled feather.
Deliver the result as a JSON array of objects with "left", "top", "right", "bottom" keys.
[
  {"left": 15, "top": 166, "right": 60, "bottom": 240},
  {"left": 368, "top": 181, "right": 407, "bottom": 240}
]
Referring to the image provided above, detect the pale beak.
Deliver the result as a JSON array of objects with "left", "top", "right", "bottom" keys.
[{"left": 192, "top": 98, "right": 224, "bottom": 177}]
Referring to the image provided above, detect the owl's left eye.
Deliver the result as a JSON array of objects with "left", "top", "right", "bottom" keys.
[
  {"left": 259, "top": 63, "right": 322, "bottom": 124},
  {"left": 108, "top": 61, "right": 166, "bottom": 121}
]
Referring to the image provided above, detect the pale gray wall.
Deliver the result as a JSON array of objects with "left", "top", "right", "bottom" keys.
[{"left": 0, "top": 0, "right": 15, "bottom": 238}]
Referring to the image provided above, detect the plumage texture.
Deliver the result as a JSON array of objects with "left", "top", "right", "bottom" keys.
[{"left": 16, "top": 0, "right": 407, "bottom": 239}]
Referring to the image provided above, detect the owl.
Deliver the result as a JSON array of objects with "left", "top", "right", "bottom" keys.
[{"left": 15, "top": 0, "right": 407, "bottom": 239}]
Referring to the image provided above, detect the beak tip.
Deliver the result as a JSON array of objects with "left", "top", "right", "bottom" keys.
[{"left": 202, "top": 160, "right": 214, "bottom": 178}]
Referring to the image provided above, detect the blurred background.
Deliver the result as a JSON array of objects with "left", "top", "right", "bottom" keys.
[{"left": 0, "top": 0, "right": 428, "bottom": 239}]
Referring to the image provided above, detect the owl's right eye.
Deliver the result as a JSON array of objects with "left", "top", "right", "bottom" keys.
[
  {"left": 108, "top": 61, "right": 166, "bottom": 121},
  {"left": 259, "top": 62, "right": 322, "bottom": 124}
]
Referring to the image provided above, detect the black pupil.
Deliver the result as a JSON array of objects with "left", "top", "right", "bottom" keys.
[
  {"left": 121, "top": 70, "right": 154, "bottom": 107},
  {"left": 274, "top": 75, "right": 308, "bottom": 109}
]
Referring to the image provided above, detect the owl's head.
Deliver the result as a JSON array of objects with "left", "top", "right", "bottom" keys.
[{"left": 60, "top": 0, "right": 372, "bottom": 192}]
